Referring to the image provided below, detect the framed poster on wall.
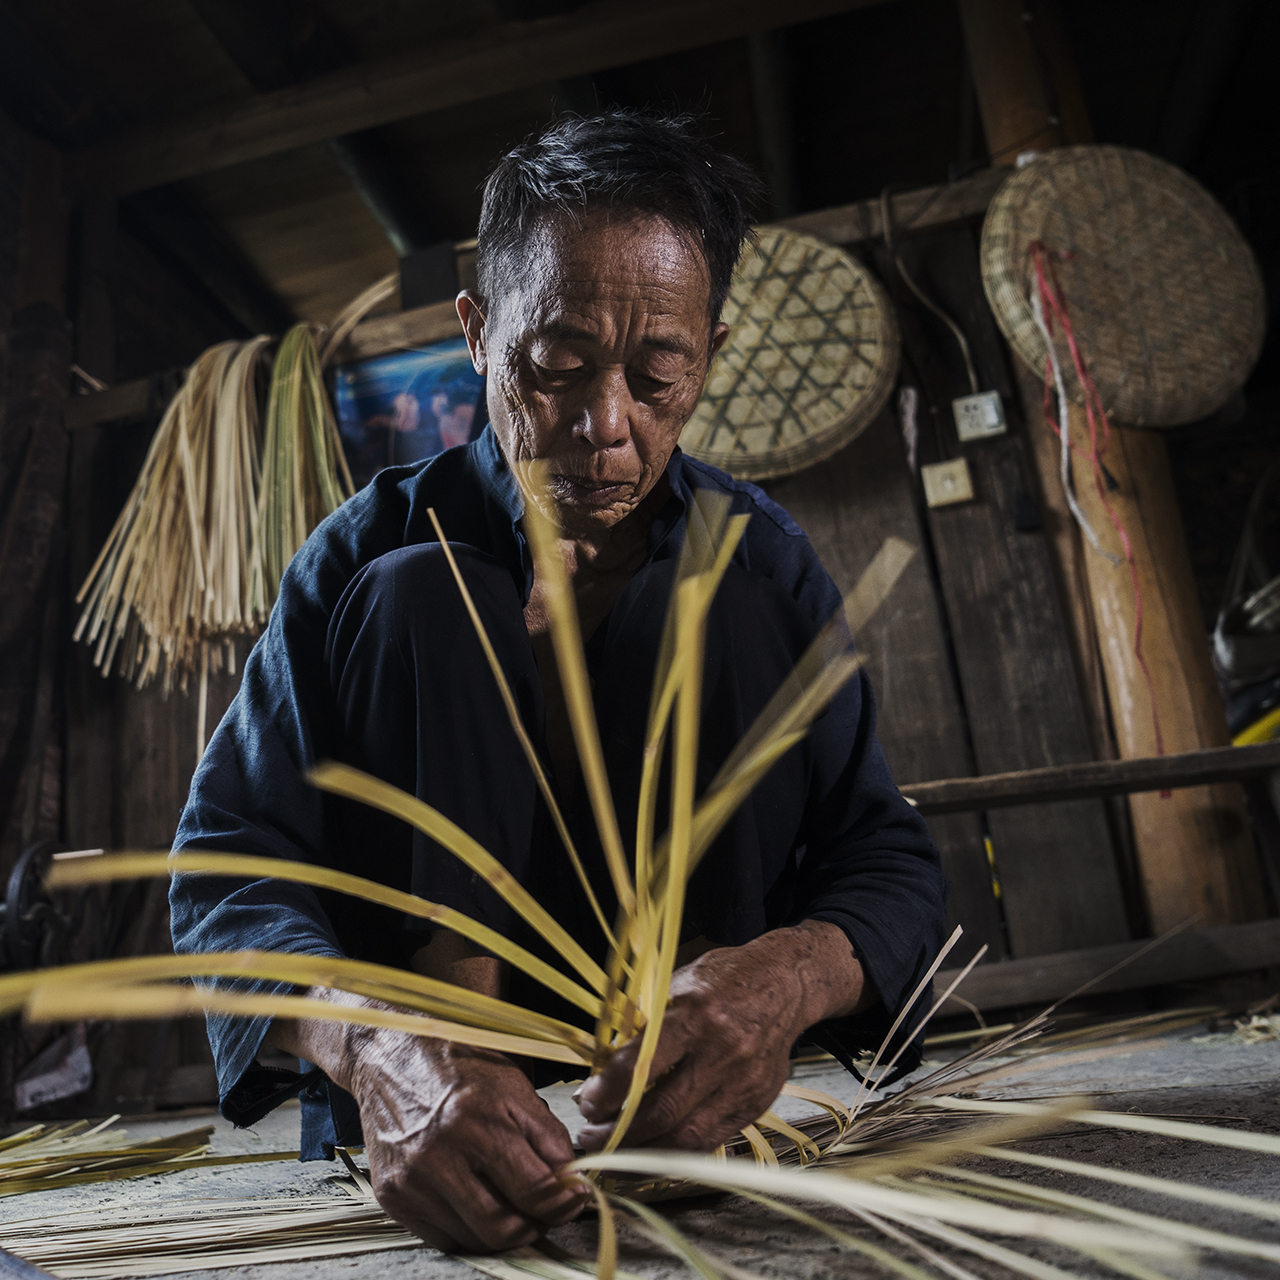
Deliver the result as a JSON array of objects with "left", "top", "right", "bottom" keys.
[{"left": 335, "top": 335, "right": 486, "bottom": 489}]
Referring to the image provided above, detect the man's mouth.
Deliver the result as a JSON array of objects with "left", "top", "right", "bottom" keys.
[{"left": 552, "top": 475, "right": 630, "bottom": 507}]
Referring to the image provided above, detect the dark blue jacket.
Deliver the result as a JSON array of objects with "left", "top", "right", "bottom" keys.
[{"left": 171, "top": 427, "right": 946, "bottom": 1156}]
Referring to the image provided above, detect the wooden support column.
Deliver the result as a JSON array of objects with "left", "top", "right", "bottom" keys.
[
  {"left": 960, "top": 0, "right": 1264, "bottom": 930},
  {"left": 0, "top": 133, "right": 71, "bottom": 870},
  {"left": 1070, "top": 415, "right": 1263, "bottom": 929},
  {"left": 957, "top": 0, "right": 1062, "bottom": 165},
  {"left": 65, "top": 191, "right": 119, "bottom": 856}
]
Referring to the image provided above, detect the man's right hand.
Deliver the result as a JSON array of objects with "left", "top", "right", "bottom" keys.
[
  {"left": 268, "top": 992, "right": 588, "bottom": 1253},
  {"left": 353, "top": 1034, "right": 587, "bottom": 1251}
]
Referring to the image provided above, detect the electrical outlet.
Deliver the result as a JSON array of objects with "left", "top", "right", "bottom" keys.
[
  {"left": 952, "top": 390, "right": 1006, "bottom": 442},
  {"left": 921, "top": 457, "right": 975, "bottom": 508}
]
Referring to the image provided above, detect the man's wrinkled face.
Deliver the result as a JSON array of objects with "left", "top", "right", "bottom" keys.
[{"left": 459, "top": 212, "right": 728, "bottom": 538}]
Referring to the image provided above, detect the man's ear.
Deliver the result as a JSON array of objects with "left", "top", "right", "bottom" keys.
[
  {"left": 457, "top": 291, "right": 488, "bottom": 374},
  {"left": 709, "top": 321, "right": 730, "bottom": 360}
]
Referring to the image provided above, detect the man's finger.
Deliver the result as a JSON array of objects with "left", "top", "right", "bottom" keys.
[
  {"left": 434, "top": 1154, "right": 543, "bottom": 1253},
  {"left": 484, "top": 1122, "right": 588, "bottom": 1227},
  {"left": 377, "top": 1180, "right": 468, "bottom": 1252},
  {"left": 522, "top": 1101, "right": 591, "bottom": 1226},
  {"left": 578, "top": 1049, "right": 724, "bottom": 1151},
  {"left": 576, "top": 1015, "right": 696, "bottom": 1123}
]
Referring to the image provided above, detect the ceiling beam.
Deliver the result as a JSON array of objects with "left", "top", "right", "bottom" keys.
[{"left": 71, "top": 0, "right": 890, "bottom": 196}]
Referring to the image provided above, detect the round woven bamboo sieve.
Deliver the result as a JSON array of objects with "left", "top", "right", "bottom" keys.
[
  {"left": 981, "top": 145, "right": 1265, "bottom": 427},
  {"left": 679, "top": 226, "right": 899, "bottom": 480}
]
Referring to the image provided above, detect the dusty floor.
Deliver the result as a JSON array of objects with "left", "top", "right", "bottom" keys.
[{"left": 2, "top": 1020, "right": 1279, "bottom": 1279}]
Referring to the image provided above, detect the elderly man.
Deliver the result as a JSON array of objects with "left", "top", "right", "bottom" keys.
[{"left": 172, "top": 112, "right": 946, "bottom": 1254}]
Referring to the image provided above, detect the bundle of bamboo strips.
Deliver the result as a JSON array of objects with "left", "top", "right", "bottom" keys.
[
  {"left": 0, "top": 1117, "right": 297, "bottom": 1200},
  {"left": 74, "top": 341, "right": 256, "bottom": 695},
  {"left": 6, "top": 1036, "right": 1280, "bottom": 1280},
  {"left": 251, "top": 324, "right": 354, "bottom": 608},
  {"left": 73, "top": 274, "right": 394, "bottom": 738},
  {"left": 26, "top": 477, "right": 1280, "bottom": 1277},
  {"left": 0, "top": 1191, "right": 418, "bottom": 1278}
]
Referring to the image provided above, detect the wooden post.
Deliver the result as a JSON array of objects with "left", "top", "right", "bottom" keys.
[
  {"left": 65, "top": 191, "right": 118, "bottom": 856},
  {"left": 960, "top": 0, "right": 1265, "bottom": 930},
  {"left": 0, "top": 135, "right": 70, "bottom": 869},
  {"left": 1069, "top": 415, "right": 1263, "bottom": 928},
  {"left": 956, "top": 0, "right": 1062, "bottom": 165}
]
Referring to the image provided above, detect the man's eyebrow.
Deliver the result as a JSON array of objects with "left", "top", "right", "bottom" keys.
[
  {"left": 533, "top": 321, "right": 596, "bottom": 343},
  {"left": 639, "top": 335, "right": 697, "bottom": 356},
  {"left": 530, "top": 322, "right": 697, "bottom": 357}
]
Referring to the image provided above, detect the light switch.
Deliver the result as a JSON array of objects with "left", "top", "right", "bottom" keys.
[
  {"left": 953, "top": 390, "right": 1006, "bottom": 442},
  {"left": 921, "top": 457, "right": 975, "bottom": 508}
]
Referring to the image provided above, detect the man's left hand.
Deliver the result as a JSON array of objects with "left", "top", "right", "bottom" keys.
[{"left": 575, "top": 919, "right": 872, "bottom": 1151}]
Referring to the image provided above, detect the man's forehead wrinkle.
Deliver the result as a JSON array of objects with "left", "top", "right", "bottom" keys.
[
  {"left": 521, "top": 308, "right": 699, "bottom": 358},
  {"left": 524, "top": 212, "right": 710, "bottom": 289},
  {"left": 491, "top": 214, "right": 712, "bottom": 355}
]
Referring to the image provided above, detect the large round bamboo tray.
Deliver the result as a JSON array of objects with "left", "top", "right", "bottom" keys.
[
  {"left": 679, "top": 227, "right": 899, "bottom": 481},
  {"left": 980, "top": 145, "right": 1265, "bottom": 427}
]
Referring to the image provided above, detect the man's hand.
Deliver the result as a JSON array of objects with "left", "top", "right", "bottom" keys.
[
  {"left": 575, "top": 920, "right": 873, "bottom": 1152},
  {"left": 352, "top": 1035, "right": 588, "bottom": 1252},
  {"left": 268, "top": 992, "right": 588, "bottom": 1253}
]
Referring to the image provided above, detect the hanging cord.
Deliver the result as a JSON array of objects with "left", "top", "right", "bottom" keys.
[
  {"left": 1029, "top": 240, "right": 1165, "bottom": 759},
  {"left": 880, "top": 188, "right": 980, "bottom": 396},
  {"left": 1028, "top": 286, "right": 1117, "bottom": 564}
]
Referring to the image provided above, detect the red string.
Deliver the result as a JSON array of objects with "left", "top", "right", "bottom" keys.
[{"left": 1029, "top": 240, "right": 1166, "bottom": 762}]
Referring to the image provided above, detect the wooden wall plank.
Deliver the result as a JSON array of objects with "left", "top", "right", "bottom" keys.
[
  {"left": 881, "top": 225, "right": 1131, "bottom": 957},
  {"left": 766, "top": 410, "right": 1006, "bottom": 965}
]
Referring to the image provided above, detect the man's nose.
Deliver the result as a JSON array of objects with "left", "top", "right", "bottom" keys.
[{"left": 574, "top": 368, "right": 633, "bottom": 448}]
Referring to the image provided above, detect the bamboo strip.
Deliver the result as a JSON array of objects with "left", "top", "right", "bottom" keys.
[{"left": 47, "top": 851, "right": 604, "bottom": 1018}]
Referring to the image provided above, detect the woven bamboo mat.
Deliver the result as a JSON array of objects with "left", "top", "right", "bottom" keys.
[
  {"left": 679, "top": 227, "right": 899, "bottom": 481},
  {"left": 981, "top": 145, "right": 1265, "bottom": 427}
]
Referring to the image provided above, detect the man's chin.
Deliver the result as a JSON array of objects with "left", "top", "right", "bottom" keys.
[
  {"left": 552, "top": 498, "right": 635, "bottom": 536},
  {"left": 547, "top": 482, "right": 642, "bottom": 532}
]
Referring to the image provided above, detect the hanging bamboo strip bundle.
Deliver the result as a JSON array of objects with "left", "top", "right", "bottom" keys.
[
  {"left": 73, "top": 341, "right": 251, "bottom": 693},
  {"left": 74, "top": 273, "right": 393, "bottom": 707},
  {"left": 250, "top": 324, "right": 355, "bottom": 612},
  {"left": 206, "top": 335, "right": 273, "bottom": 640}
]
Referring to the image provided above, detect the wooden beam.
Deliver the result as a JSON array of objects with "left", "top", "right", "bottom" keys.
[
  {"left": 63, "top": 167, "right": 1014, "bottom": 430},
  {"left": 63, "top": 299, "right": 464, "bottom": 429},
  {"left": 336, "top": 298, "right": 462, "bottom": 362},
  {"left": 72, "top": 0, "right": 889, "bottom": 196},
  {"left": 774, "top": 166, "right": 1009, "bottom": 245},
  {"left": 905, "top": 742, "right": 1280, "bottom": 815},
  {"left": 937, "top": 917, "right": 1280, "bottom": 1012},
  {"left": 64, "top": 378, "right": 155, "bottom": 431}
]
